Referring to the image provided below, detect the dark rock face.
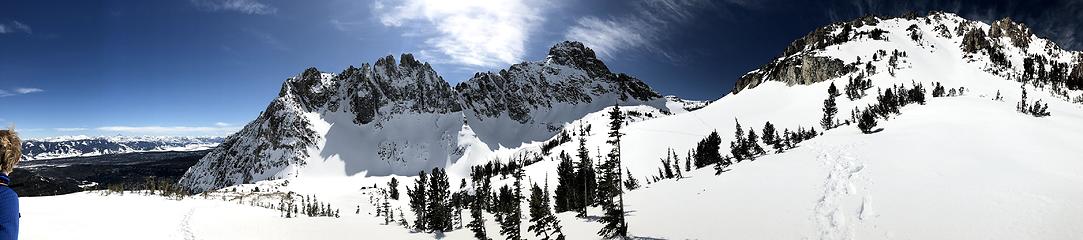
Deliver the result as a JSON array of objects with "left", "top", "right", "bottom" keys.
[
  {"left": 734, "top": 55, "right": 856, "bottom": 94},
  {"left": 546, "top": 41, "right": 612, "bottom": 79},
  {"left": 730, "top": 16, "right": 886, "bottom": 94},
  {"left": 989, "top": 17, "right": 1032, "bottom": 49}
]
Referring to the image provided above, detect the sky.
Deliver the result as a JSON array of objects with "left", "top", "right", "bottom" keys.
[{"left": 1, "top": 0, "right": 1081, "bottom": 139}]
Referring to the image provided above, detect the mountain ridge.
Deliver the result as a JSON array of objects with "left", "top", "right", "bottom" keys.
[{"left": 179, "top": 41, "right": 675, "bottom": 191}]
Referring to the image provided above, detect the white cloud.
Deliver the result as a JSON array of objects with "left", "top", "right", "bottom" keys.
[
  {"left": 14, "top": 88, "right": 42, "bottom": 94},
  {"left": 55, "top": 128, "right": 89, "bottom": 132},
  {"left": 0, "top": 87, "right": 44, "bottom": 97},
  {"left": 214, "top": 122, "right": 231, "bottom": 127},
  {"left": 564, "top": 0, "right": 728, "bottom": 62},
  {"left": 373, "top": 0, "right": 549, "bottom": 67},
  {"left": 190, "top": 0, "right": 277, "bottom": 15},
  {"left": 0, "top": 21, "right": 31, "bottom": 34},
  {"left": 97, "top": 125, "right": 240, "bottom": 135}
]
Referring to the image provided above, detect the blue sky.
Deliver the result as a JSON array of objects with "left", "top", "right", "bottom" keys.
[{"left": 2, "top": 0, "right": 1080, "bottom": 138}]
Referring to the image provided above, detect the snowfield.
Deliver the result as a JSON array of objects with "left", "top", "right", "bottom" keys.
[
  {"left": 20, "top": 12, "right": 1083, "bottom": 240},
  {"left": 22, "top": 94, "right": 1083, "bottom": 240}
]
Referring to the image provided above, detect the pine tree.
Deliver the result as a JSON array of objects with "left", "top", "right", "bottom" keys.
[
  {"left": 1017, "top": 86, "right": 1029, "bottom": 113},
  {"left": 468, "top": 187, "right": 490, "bottom": 240},
  {"left": 383, "top": 190, "right": 393, "bottom": 224},
  {"left": 427, "top": 168, "right": 453, "bottom": 232},
  {"left": 694, "top": 131, "right": 723, "bottom": 168},
  {"left": 661, "top": 151, "right": 674, "bottom": 179},
  {"left": 684, "top": 151, "right": 692, "bottom": 172},
  {"left": 398, "top": 209, "right": 410, "bottom": 228},
  {"left": 747, "top": 128, "right": 765, "bottom": 158},
  {"left": 762, "top": 121, "right": 777, "bottom": 146},
  {"left": 623, "top": 169, "right": 640, "bottom": 190},
  {"left": 729, "top": 119, "right": 749, "bottom": 162},
  {"left": 597, "top": 104, "right": 628, "bottom": 239},
  {"left": 389, "top": 177, "right": 400, "bottom": 200},
  {"left": 822, "top": 89, "right": 838, "bottom": 130},
  {"left": 828, "top": 81, "right": 840, "bottom": 98},
  {"left": 500, "top": 167, "right": 525, "bottom": 240},
  {"left": 528, "top": 182, "right": 565, "bottom": 240},
  {"left": 554, "top": 151, "right": 578, "bottom": 213},
  {"left": 408, "top": 171, "right": 429, "bottom": 231},
  {"left": 858, "top": 108, "right": 878, "bottom": 134},
  {"left": 671, "top": 150, "right": 683, "bottom": 179},
  {"left": 575, "top": 129, "right": 596, "bottom": 216}
]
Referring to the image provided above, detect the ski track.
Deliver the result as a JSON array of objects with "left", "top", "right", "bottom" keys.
[
  {"left": 813, "top": 144, "right": 868, "bottom": 240},
  {"left": 180, "top": 208, "right": 197, "bottom": 240}
]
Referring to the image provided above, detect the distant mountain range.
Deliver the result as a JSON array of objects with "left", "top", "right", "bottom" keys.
[{"left": 21, "top": 136, "right": 224, "bottom": 160}]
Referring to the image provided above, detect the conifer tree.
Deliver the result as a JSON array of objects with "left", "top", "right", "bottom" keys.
[
  {"left": 661, "top": 151, "right": 674, "bottom": 179},
  {"left": 685, "top": 151, "right": 692, "bottom": 172},
  {"left": 554, "top": 151, "right": 578, "bottom": 213},
  {"left": 730, "top": 119, "right": 749, "bottom": 162},
  {"left": 575, "top": 129, "right": 596, "bottom": 215},
  {"left": 383, "top": 190, "right": 393, "bottom": 224},
  {"left": 762, "top": 122, "right": 777, "bottom": 146},
  {"left": 828, "top": 81, "right": 841, "bottom": 98},
  {"left": 822, "top": 89, "right": 838, "bottom": 130},
  {"left": 858, "top": 109, "right": 878, "bottom": 134},
  {"left": 694, "top": 131, "right": 723, "bottom": 168},
  {"left": 408, "top": 171, "right": 429, "bottom": 231},
  {"left": 623, "top": 169, "right": 641, "bottom": 190},
  {"left": 597, "top": 104, "right": 628, "bottom": 238},
  {"left": 528, "top": 182, "right": 565, "bottom": 240},
  {"left": 671, "top": 150, "right": 683, "bottom": 179},
  {"left": 747, "top": 128, "right": 765, "bottom": 158},
  {"left": 427, "top": 168, "right": 453, "bottom": 232},
  {"left": 500, "top": 167, "right": 525, "bottom": 240},
  {"left": 468, "top": 186, "right": 490, "bottom": 240},
  {"left": 389, "top": 177, "right": 400, "bottom": 200},
  {"left": 398, "top": 209, "right": 410, "bottom": 228}
]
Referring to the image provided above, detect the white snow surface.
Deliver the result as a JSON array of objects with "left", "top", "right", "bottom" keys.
[{"left": 23, "top": 13, "right": 1083, "bottom": 239}]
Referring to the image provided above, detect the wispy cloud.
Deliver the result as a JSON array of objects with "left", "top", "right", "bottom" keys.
[
  {"left": 564, "top": 0, "right": 735, "bottom": 63},
  {"left": 245, "top": 29, "right": 290, "bottom": 51},
  {"left": 0, "top": 88, "right": 44, "bottom": 97},
  {"left": 97, "top": 125, "right": 241, "bottom": 135},
  {"left": 55, "top": 128, "right": 89, "bottom": 132},
  {"left": 0, "top": 21, "right": 32, "bottom": 34},
  {"left": 214, "top": 122, "right": 231, "bottom": 127},
  {"left": 190, "top": 0, "right": 277, "bottom": 15},
  {"left": 372, "top": 0, "right": 550, "bottom": 67}
]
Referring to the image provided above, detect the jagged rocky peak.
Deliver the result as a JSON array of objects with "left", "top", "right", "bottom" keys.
[
  {"left": 456, "top": 41, "right": 662, "bottom": 123},
  {"left": 546, "top": 40, "right": 612, "bottom": 78},
  {"left": 729, "top": 11, "right": 1075, "bottom": 95},
  {"left": 180, "top": 41, "right": 670, "bottom": 192}
]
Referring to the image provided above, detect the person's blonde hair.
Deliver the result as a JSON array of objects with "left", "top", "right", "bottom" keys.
[{"left": 0, "top": 129, "right": 20, "bottom": 174}]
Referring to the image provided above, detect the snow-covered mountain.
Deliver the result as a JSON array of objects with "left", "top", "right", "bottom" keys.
[
  {"left": 21, "top": 136, "right": 224, "bottom": 160},
  {"left": 179, "top": 41, "right": 698, "bottom": 191}
]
